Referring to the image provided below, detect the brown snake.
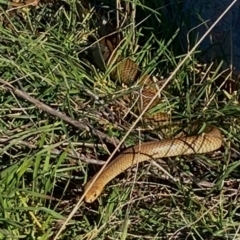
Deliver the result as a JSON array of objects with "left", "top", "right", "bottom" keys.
[{"left": 84, "top": 37, "right": 223, "bottom": 203}]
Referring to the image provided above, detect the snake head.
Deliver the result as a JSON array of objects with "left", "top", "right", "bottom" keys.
[{"left": 84, "top": 182, "right": 103, "bottom": 203}]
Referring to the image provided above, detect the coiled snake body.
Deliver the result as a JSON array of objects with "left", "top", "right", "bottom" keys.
[{"left": 84, "top": 37, "right": 223, "bottom": 203}]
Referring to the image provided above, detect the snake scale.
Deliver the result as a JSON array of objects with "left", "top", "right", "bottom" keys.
[{"left": 84, "top": 33, "right": 223, "bottom": 203}]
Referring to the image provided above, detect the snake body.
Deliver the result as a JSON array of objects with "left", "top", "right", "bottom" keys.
[{"left": 84, "top": 37, "right": 223, "bottom": 203}]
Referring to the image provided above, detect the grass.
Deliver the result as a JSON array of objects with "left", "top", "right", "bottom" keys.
[{"left": 0, "top": 0, "right": 240, "bottom": 239}]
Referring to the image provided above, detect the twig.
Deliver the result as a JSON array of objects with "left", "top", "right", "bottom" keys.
[
  {"left": 0, "top": 79, "right": 119, "bottom": 146},
  {"left": 0, "top": 136, "right": 106, "bottom": 165}
]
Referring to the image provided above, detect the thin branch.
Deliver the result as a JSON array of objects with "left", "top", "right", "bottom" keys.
[
  {"left": 0, "top": 79, "right": 119, "bottom": 146},
  {"left": 0, "top": 136, "right": 105, "bottom": 165}
]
